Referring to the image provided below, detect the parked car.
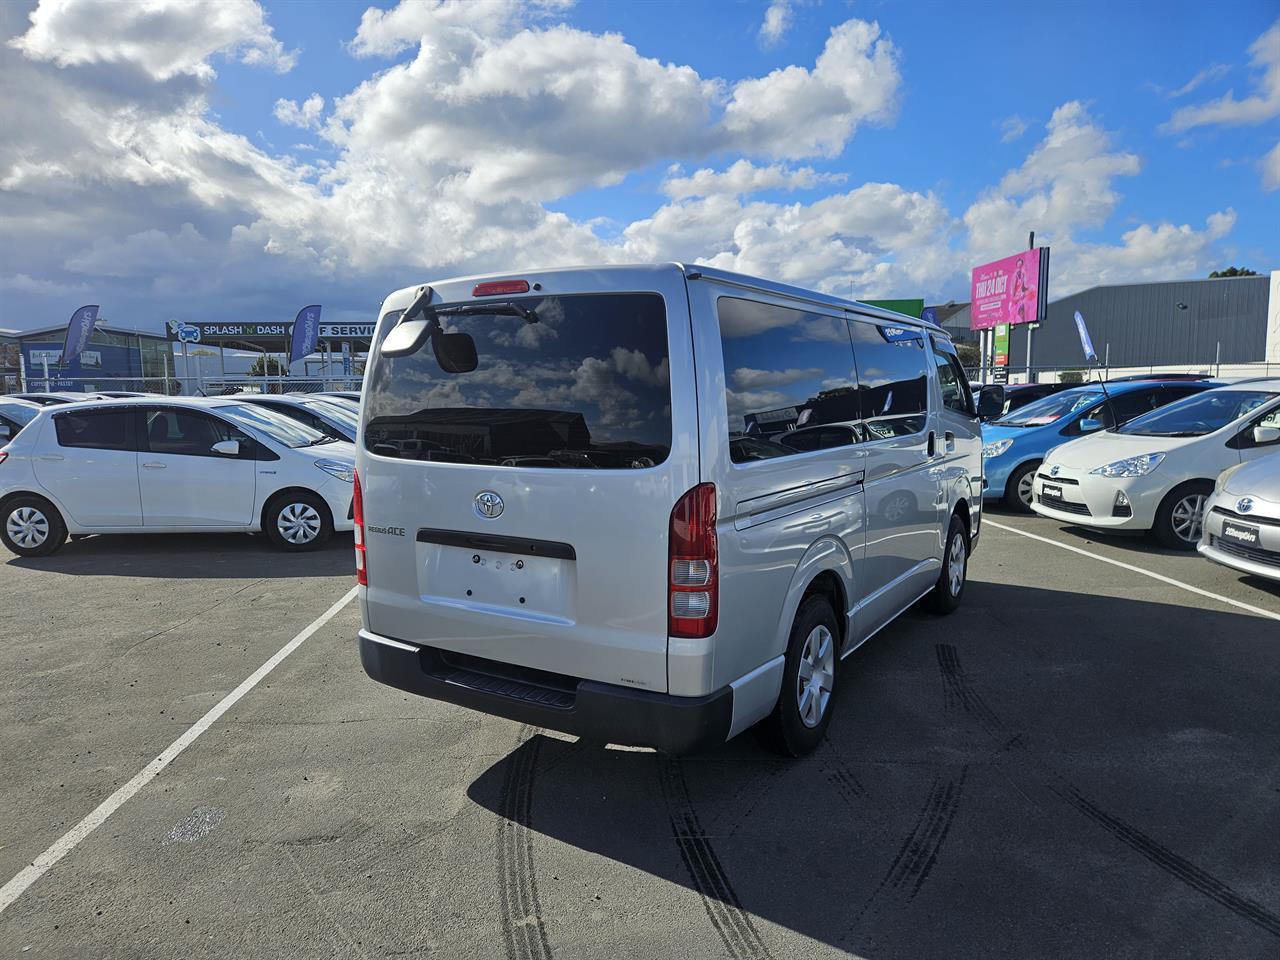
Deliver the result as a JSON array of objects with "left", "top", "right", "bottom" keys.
[
  {"left": 1031, "top": 380, "right": 1280, "bottom": 549},
  {"left": 231, "top": 394, "right": 360, "bottom": 442},
  {"left": 1198, "top": 451, "right": 1280, "bottom": 583},
  {"left": 0, "top": 398, "right": 42, "bottom": 443},
  {"left": 970, "top": 381, "right": 1074, "bottom": 422},
  {"left": 355, "top": 264, "right": 1002, "bottom": 757},
  {"left": 981, "top": 379, "right": 1215, "bottom": 511},
  {"left": 0, "top": 397, "right": 356, "bottom": 557},
  {"left": 316, "top": 391, "right": 360, "bottom": 403},
  {"left": 91, "top": 390, "right": 157, "bottom": 398},
  {"left": 8, "top": 392, "right": 86, "bottom": 406}
]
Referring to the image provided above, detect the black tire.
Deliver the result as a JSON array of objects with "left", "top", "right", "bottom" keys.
[
  {"left": 1152, "top": 480, "right": 1214, "bottom": 551},
  {"left": 1003, "top": 460, "right": 1041, "bottom": 512},
  {"left": 1, "top": 495, "right": 67, "bottom": 557},
  {"left": 924, "top": 514, "right": 969, "bottom": 615},
  {"left": 756, "top": 595, "right": 839, "bottom": 757},
  {"left": 264, "top": 491, "right": 333, "bottom": 551}
]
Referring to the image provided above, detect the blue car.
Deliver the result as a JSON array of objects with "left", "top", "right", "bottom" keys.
[{"left": 982, "top": 379, "right": 1216, "bottom": 511}]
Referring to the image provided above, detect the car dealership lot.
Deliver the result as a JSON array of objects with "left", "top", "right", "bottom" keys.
[{"left": 3, "top": 518, "right": 1280, "bottom": 959}]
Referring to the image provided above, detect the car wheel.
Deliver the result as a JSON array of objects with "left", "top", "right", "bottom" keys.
[
  {"left": 924, "top": 514, "right": 969, "bottom": 615},
  {"left": 1003, "top": 461, "right": 1040, "bottom": 512},
  {"left": 1153, "top": 481, "right": 1213, "bottom": 551},
  {"left": 1, "top": 495, "right": 67, "bottom": 557},
  {"left": 264, "top": 492, "right": 333, "bottom": 551},
  {"left": 756, "top": 595, "right": 839, "bottom": 757}
]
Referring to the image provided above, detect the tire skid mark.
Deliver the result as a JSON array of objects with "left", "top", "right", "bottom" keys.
[
  {"left": 935, "top": 643, "right": 1280, "bottom": 941},
  {"left": 822, "top": 733, "right": 869, "bottom": 807},
  {"left": 660, "top": 756, "right": 775, "bottom": 960},
  {"left": 858, "top": 766, "right": 968, "bottom": 916},
  {"left": 497, "top": 725, "right": 553, "bottom": 960}
]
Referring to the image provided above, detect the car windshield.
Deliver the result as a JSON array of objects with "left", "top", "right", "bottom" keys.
[
  {"left": 304, "top": 398, "right": 359, "bottom": 431},
  {"left": 1116, "top": 389, "right": 1279, "bottom": 437},
  {"left": 0, "top": 402, "right": 39, "bottom": 427},
  {"left": 994, "top": 390, "right": 1102, "bottom": 427},
  {"left": 220, "top": 403, "right": 329, "bottom": 448}
]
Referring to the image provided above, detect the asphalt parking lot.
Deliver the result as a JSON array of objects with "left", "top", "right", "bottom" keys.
[{"left": 3, "top": 514, "right": 1280, "bottom": 960}]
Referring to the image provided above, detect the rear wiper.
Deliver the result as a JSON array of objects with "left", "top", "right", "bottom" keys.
[{"left": 436, "top": 302, "right": 540, "bottom": 324}]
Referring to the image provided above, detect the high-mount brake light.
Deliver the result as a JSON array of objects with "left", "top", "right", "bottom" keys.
[
  {"left": 472, "top": 279, "right": 530, "bottom": 297},
  {"left": 668, "top": 483, "right": 718, "bottom": 639},
  {"left": 353, "top": 469, "right": 367, "bottom": 586}
]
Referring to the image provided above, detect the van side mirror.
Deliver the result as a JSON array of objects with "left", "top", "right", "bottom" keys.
[
  {"left": 976, "top": 385, "right": 1004, "bottom": 420},
  {"left": 212, "top": 439, "right": 240, "bottom": 457},
  {"left": 1079, "top": 418, "right": 1103, "bottom": 433},
  {"left": 1254, "top": 425, "right": 1280, "bottom": 445},
  {"left": 380, "top": 318, "right": 430, "bottom": 358}
]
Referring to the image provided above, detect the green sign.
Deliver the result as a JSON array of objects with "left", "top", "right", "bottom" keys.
[
  {"left": 993, "top": 323, "right": 1010, "bottom": 366},
  {"left": 863, "top": 298, "right": 925, "bottom": 319}
]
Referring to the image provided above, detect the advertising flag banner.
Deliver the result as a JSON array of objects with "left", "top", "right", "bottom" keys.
[
  {"left": 341, "top": 341, "right": 352, "bottom": 376},
  {"left": 289, "top": 305, "right": 322, "bottom": 364},
  {"left": 59, "top": 305, "right": 99, "bottom": 364},
  {"left": 1073, "top": 311, "right": 1097, "bottom": 362},
  {"left": 970, "top": 249, "right": 1046, "bottom": 331}
]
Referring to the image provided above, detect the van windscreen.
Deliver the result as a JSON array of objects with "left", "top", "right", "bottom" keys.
[{"left": 363, "top": 293, "right": 671, "bottom": 468}]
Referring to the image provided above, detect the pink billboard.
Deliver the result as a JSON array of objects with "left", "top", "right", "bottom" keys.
[{"left": 970, "top": 248, "right": 1048, "bottom": 331}]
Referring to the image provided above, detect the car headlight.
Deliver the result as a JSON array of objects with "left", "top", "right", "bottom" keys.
[
  {"left": 1215, "top": 461, "right": 1246, "bottom": 494},
  {"left": 1089, "top": 453, "right": 1166, "bottom": 478},
  {"left": 982, "top": 439, "right": 1013, "bottom": 458},
  {"left": 315, "top": 458, "right": 355, "bottom": 483}
]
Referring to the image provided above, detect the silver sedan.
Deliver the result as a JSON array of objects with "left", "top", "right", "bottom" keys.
[{"left": 1199, "top": 450, "right": 1280, "bottom": 583}]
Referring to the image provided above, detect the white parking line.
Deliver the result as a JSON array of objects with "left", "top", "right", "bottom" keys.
[
  {"left": 986, "top": 520, "right": 1280, "bottom": 623},
  {"left": 0, "top": 585, "right": 359, "bottom": 917}
]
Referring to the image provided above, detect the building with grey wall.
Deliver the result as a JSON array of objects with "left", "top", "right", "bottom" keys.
[{"left": 934, "top": 273, "right": 1274, "bottom": 372}]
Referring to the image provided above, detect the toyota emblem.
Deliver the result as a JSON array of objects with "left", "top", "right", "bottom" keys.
[
  {"left": 475, "top": 491, "right": 504, "bottom": 519},
  {"left": 1050, "top": 465, "right": 1060, "bottom": 477},
  {"left": 1237, "top": 497, "right": 1254, "bottom": 515}
]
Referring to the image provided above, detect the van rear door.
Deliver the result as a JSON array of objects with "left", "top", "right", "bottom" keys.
[{"left": 358, "top": 267, "right": 698, "bottom": 693}]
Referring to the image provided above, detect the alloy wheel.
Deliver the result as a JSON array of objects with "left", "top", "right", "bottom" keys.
[
  {"left": 796, "top": 625, "right": 835, "bottom": 728},
  {"left": 1170, "top": 494, "right": 1207, "bottom": 544},
  {"left": 1017, "top": 471, "right": 1035, "bottom": 507},
  {"left": 948, "top": 529, "right": 967, "bottom": 596}
]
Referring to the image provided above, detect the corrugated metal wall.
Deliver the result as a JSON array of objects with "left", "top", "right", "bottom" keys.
[{"left": 941, "top": 276, "right": 1270, "bottom": 368}]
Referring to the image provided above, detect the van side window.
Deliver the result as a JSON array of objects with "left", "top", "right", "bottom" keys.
[
  {"left": 54, "top": 409, "right": 135, "bottom": 451},
  {"left": 930, "top": 342, "right": 974, "bottom": 416},
  {"left": 716, "top": 297, "right": 859, "bottom": 463},
  {"left": 847, "top": 320, "right": 929, "bottom": 439}
]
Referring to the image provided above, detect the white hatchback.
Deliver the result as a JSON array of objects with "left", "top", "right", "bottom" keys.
[
  {"left": 1031, "top": 380, "right": 1280, "bottom": 549},
  {"left": 0, "top": 397, "right": 356, "bottom": 556}
]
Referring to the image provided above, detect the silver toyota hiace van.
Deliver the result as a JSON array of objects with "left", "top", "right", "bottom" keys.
[{"left": 356, "top": 264, "right": 1000, "bottom": 756}]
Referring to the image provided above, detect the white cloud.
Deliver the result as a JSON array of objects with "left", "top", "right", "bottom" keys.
[
  {"left": 999, "top": 115, "right": 1028, "bottom": 143},
  {"left": 1168, "top": 63, "right": 1231, "bottom": 98},
  {"left": 732, "top": 366, "right": 823, "bottom": 389},
  {"left": 8, "top": 0, "right": 296, "bottom": 80},
  {"left": 274, "top": 93, "right": 325, "bottom": 129},
  {"left": 1164, "top": 20, "right": 1280, "bottom": 131},
  {"left": 720, "top": 19, "right": 900, "bottom": 158},
  {"left": 662, "top": 160, "right": 844, "bottom": 199},
  {"left": 1262, "top": 141, "right": 1280, "bottom": 192},
  {"left": 759, "top": 0, "right": 792, "bottom": 47}
]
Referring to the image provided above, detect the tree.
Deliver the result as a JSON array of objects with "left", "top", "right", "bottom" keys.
[
  {"left": 956, "top": 342, "right": 980, "bottom": 370},
  {"left": 1208, "top": 267, "right": 1258, "bottom": 278},
  {"left": 248, "top": 355, "right": 286, "bottom": 377}
]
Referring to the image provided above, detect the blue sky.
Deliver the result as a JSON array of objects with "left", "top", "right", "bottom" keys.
[{"left": 0, "top": 0, "right": 1276, "bottom": 334}]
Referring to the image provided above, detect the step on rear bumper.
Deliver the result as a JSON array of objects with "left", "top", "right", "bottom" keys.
[{"left": 358, "top": 629, "right": 733, "bottom": 754}]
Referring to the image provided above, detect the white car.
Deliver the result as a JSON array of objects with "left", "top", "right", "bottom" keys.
[
  {"left": 1031, "top": 380, "right": 1280, "bottom": 549},
  {"left": 1198, "top": 451, "right": 1280, "bottom": 583},
  {"left": 0, "top": 397, "right": 355, "bottom": 557},
  {"left": 230, "top": 393, "right": 360, "bottom": 442}
]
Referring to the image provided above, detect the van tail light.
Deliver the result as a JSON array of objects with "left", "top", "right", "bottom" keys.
[
  {"left": 669, "top": 483, "right": 718, "bottom": 639},
  {"left": 353, "top": 469, "right": 367, "bottom": 586},
  {"left": 0, "top": 452, "right": 7, "bottom": 465}
]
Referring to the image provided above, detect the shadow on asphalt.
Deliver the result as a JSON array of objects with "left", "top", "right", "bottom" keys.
[
  {"left": 4, "top": 532, "right": 355, "bottom": 578},
  {"left": 466, "top": 581, "right": 1280, "bottom": 959}
]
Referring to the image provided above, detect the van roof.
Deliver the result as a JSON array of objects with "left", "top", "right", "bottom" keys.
[{"left": 384, "top": 262, "right": 945, "bottom": 334}]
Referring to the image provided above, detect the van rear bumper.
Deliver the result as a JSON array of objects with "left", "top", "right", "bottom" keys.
[{"left": 358, "top": 629, "right": 733, "bottom": 754}]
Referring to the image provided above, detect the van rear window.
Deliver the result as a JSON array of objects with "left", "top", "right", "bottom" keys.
[{"left": 363, "top": 293, "right": 671, "bottom": 468}]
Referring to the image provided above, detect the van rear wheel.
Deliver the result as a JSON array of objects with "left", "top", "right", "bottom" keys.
[{"left": 756, "top": 595, "right": 839, "bottom": 758}]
